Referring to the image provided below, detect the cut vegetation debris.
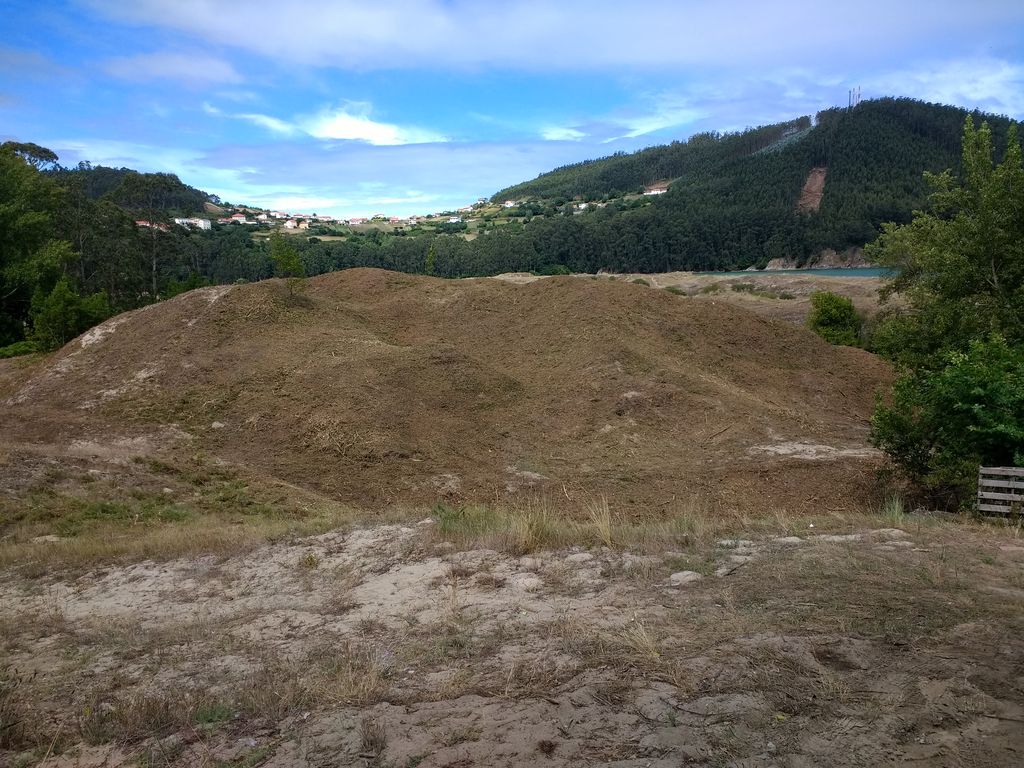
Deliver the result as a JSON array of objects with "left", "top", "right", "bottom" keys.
[{"left": 1, "top": 268, "right": 891, "bottom": 519}]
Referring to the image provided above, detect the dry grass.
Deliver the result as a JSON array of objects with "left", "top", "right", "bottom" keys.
[
  {"left": 430, "top": 497, "right": 720, "bottom": 555},
  {"left": 0, "top": 507, "right": 350, "bottom": 574},
  {"left": 0, "top": 666, "right": 41, "bottom": 751},
  {"left": 3, "top": 495, "right": 1022, "bottom": 766},
  {"left": 359, "top": 716, "right": 387, "bottom": 757}
]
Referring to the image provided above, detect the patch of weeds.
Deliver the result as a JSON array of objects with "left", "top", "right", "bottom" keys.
[
  {"left": 699, "top": 283, "right": 723, "bottom": 294},
  {"left": 10, "top": 491, "right": 194, "bottom": 538},
  {"left": 586, "top": 497, "right": 614, "bottom": 547},
  {"left": 193, "top": 701, "right": 234, "bottom": 727},
  {"left": 79, "top": 690, "right": 193, "bottom": 745},
  {"left": 216, "top": 746, "right": 271, "bottom": 768},
  {"left": 618, "top": 617, "right": 661, "bottom": 663},
  {"left": 359, "top": 716, "right": 387, "bottom": 758},
  {"left": 663, "top": 285, "right": 686, "bottom": 296},
  {"left": 433, "top": 504, "right": 502, "bottom": 540},
  {"left": 881, "top": 496, "right": 905, "bottom": 526},
  {"left": 631, "top": 278, "right": 650, "bottom": 286},
  {"left": 440, "top": 725, "right": 481, "bottom": 746},
  {"left": 730, "top": 282, "right": 795, "bottom": 300},
  {"left": 203, "top": 480, "right": 278, "bottom": 517},
  {"left": 297, "top": 551, "right": 321, "bottom": 570}
]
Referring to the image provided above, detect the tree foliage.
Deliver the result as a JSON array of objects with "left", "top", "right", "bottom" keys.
[
  {"left": 869, "top": 117, "right": 1024, "bottom": 505},
  {"left": 807, "top": 291, "right": 862, "bottom": 346}
]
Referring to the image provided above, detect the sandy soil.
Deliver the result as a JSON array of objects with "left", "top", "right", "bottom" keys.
[{"left": 3, "top": 517, "right": 1022, "bottom": 767}]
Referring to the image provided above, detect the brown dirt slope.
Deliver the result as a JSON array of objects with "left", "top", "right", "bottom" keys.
[
  {"left": 0, "top": 269, "right": 891, "bottom": 514},
  {"left": 797, "top": 166, "right": 827, "bottom": 212}
]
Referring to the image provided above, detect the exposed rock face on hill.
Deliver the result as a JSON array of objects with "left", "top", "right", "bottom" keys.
[{"left": 1, "top": 269, "right": 892, "bottom": 513}]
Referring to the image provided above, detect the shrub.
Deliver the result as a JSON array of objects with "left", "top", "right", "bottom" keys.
[
  {"left": 871, "top": 336, "right": 1024, "bottom": 505},
  {"left": 807, "top": 291, "right": 862, "bottom": 346}
]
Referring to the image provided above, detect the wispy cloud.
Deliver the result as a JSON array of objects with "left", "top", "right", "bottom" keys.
[
  {"left": 203, "top": 99, "right": 445, "bottom": 144},
  {"left": 541, "top": 126, "right": 586, "bottom": 141},
  {"left": 103, "top": 51, "right": 243, "bottom": 85},
  {"left": 83, "top": 1, "right": 1024, "bottom": 72},
  {"left": 865, "top": 58, "right": 1024, "bottom": 118},
  {"left": 608, "top": 94, "right": 706, "bottom": 140},
  {"left": 300, "top": 102, "right": 447, "bottom": 145},
  {"left": 0, "top": 46, "right": 67, "bottom": 77},
  {"left": 235, "top": 112, "right": 298, "bottom": 135}
]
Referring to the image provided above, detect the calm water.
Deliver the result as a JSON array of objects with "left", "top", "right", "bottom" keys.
[{"left": 696, "top": 267, "right": 893, "bottom": 278}]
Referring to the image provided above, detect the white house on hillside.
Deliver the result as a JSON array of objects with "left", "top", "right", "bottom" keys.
[{"left": 173, "top": 217, "right": 212, "bottom": 230}]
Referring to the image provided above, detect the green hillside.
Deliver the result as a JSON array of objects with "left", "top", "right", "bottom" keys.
[{"left": 488, "top": 98, "right": 1014, "bottom": 269}]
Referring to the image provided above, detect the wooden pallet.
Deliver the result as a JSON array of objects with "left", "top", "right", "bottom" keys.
[{"left": 978, "top": 466, "right": 1024, "bottom": 515}]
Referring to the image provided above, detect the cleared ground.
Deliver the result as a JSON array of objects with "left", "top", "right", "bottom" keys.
[{"left": 0, "top": 269, "right": 890, "bottom": 521}]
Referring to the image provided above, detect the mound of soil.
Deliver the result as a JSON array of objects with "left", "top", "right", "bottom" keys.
[{"left": 1, "top": 269, "right": 892, "bottom": 513}]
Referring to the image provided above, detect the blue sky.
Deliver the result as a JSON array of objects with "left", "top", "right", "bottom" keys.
[{"left": 2, "top": 1, "right": 1024, "bottom": 218}]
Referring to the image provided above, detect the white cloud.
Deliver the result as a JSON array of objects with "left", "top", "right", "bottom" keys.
[
  {"left": 611, "top": 95, "right": 705, "bottom": 140},
  {"left": 103, "top": 51, "right": 242, "bottom": 85},
  {"left": 541, "top": 126, "right": 586, "bottom": 141},
  {"left": 865, "top": 58, "right": 1024, "bottom": 118},
  {"left": 83, "top": 1, "right": 1024, "bottom": 72},
  {"left": 202, "top": 99, "right": 444, "bottom": 144},
  {"left": 236, "top": 112, "right": 298, "bottom": 135},
  {"left": 300, "top": 102, "right": 447, "bottom": 145}
]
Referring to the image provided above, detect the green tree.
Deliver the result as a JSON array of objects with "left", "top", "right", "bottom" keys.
[
  {"left": 269, "top": 232, "right": 305, "bottom": 295},
  {"left": 868, "top": 117, "right": 1024, "bottom": 505},
  {"left": 868, "top": 118, "right": 1023, "bottom": 366},
  {"left": 0, "top": 144, "right": 67, "bottom": 345},
  {"left": 807, "top": 291, "right": 862, "bottom": 346},
  {"left": 30, "top": 276, "right": 110, "bottom": 350},
  {"left": 0, "top": 141, "right": 59, "bottom": 170},
  {"left": 424, "top": 242, "right": 436, "bottom": 276},
  {"left": 111, "top": 172, "right": 178, "bottom": 297}
]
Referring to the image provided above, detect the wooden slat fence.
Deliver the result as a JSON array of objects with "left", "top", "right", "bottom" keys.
[{"left": 978, "top": 466, "right": 1024, "bottom": 515}]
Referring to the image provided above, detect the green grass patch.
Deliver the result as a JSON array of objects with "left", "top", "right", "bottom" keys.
[{"left": 730, "top": 282, "right": 795, "bottom": 300}]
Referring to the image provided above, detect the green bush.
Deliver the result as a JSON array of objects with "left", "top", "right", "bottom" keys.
[
  {"left": 0, "top": 340, "right": 39, "bottom": 358},
  {"left": 807, "top": 291, "right": 862, "bottom": 346},
  {"left": 871, "top": 336, "right": 1024, "bottom": 505}
]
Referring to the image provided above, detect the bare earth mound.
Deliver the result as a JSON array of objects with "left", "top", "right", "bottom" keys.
[{"left": 1, "top": 269, "right": 891, "bottom": 514}]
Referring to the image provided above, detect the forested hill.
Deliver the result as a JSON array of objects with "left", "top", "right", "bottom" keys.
[
  {"left": 495, "top": 98, "right": 1011, "bottom": 203},
  {"left": 492, "top": 98, "right": 1014, "bottom": 261},
  {"left": 493, "top": 116, "right": 815, "bottom": 201}
]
